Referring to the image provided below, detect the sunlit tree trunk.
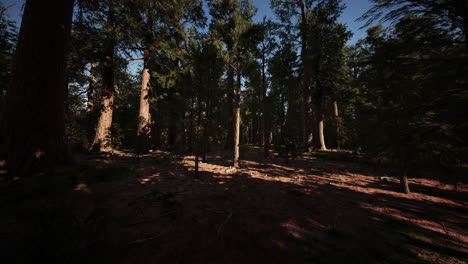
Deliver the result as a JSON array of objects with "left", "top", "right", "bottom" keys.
[
  {"left": 400, "top": 170, "right": 410, "bottom": 194},
  {"left": 225, "top": 55, "right": 235, "bottom": 149},
  {"left": 316, "top": 101, "right": 327, "bottom": 150},
  {"left": 5, "top": 0, "right": 74, "bottom": 175},
  {"left": 86, "top": 62, "right": 96, "bottom": 145},
  {"left": 332, "top": 101, "right": 340, "bottom": 149},
  {"left": 233, "top": 49, "right": 242, "bottom": 168},
  {"left": 136, "top": 49, "right": 151, "bottom": 153},
  {"left": 91, "top": 1, "right": 115, "bottom": 152}
]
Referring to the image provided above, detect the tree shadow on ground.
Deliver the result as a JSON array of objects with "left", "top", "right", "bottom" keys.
[{"left": 1, "top": 147, "right": 466, "bottom": 263}]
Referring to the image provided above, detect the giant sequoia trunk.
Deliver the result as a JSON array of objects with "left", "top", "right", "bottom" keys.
[
  {"left": 91, "top": 2, "right": 115, "bottom": 152},
  {"left": 233, "top": 50, "right": 242, "bottom": 168},
  {"left": 332, "top": 101, "right": 340, "bottom": 149},
  {"left": 300, "top": 1, "right": 314, "bottom": 152},
  {"left": 315, "top": 101, "right": 327, "bottom": 150},
  {"left": 315, "top": 75, "right": 327, "bottom": 150},
  {"left": 225, "top": 62, "right": 235, "bottom": 149},
  {"left": 86, "top": 62, "right": 96, "bottom": 144},
  {"left": 136, "top": 49, "right": 151, "bottom": 153},
  {"left": 5, "top": 0, "right": 74, "bottom": 175}
]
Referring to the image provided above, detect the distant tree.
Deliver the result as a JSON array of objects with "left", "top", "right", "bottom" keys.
[
  {"left": 271, "top": 0, "right": 315, "bottom": 151},
  {"left": 0, "top": 3, "right": 16, "bottom": 97},
  {"left": 361, "top": 0, "right": 468, "bottom": 50},
  {"left": 269, "top": 38, "right": 302, "bottom": 160},
  {"left": 352, "top": 15, "right": 467, "bottom": 193},
  {"left": 0, "top": 3, "right": 17, "bottom": 158},
  {"left": 209, "top": 0, "right": 258, "bottom": 168},
  {"left": 305, "top": 0, "right": 348, "bottom": 150},
  {"left": 256, "top": 18, "right": 277, "bottom": 158},
  {"left": 122, "top": 0, "right": 205, "bottom": 153}
]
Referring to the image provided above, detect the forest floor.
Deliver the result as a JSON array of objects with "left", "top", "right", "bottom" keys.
[{"left": 0, "top": 146, "right": 467, "bottom": 263}]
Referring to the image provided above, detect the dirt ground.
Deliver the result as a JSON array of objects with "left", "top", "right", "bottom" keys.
[{"left": 1, "top": 146, "right": 467, "bottom": 263}]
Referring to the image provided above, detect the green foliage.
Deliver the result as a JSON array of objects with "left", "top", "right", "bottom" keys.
[
  {"left": 0, "top": 4, "right": 17, "bottom": 96},
  {"left": 17, "top": 0, "right": 464, "bottom": 184},
  {"left": 361, "top": 0, "right": 466, "bottom": 42},
  {"left": 349, "top": 13, "right": 468, "bottom": 174}
]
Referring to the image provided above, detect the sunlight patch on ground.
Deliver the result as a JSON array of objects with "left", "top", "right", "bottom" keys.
[
  {"left": 360, "top": 203, "right": 468, "bottom": 244},
  {"left": 138, "top": 172, "right": 161, "bottom": 184},
  {"left": 74, "top": 183, "right": 91, "bottom": 193}
]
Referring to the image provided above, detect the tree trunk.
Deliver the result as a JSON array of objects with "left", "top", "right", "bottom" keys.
[
  {"left": 5, "top": 0, "right": 74, "bottom": 175},
  {"left": 262, "top": 51, "right": 269, "bottom": 158},
  {"left": 300, "top": 1, "right": 313, "bottom": 152},
  {"left": 400, "top": 170, "right": 410, "bottom": 194},
  {"left": 86, "top": 62, "right": 96, "bottom": 145},
  {"left": 136, "top": 49, "right": 151, "bottom": 153},
  {"left": 91, "top": 1, "right": 115, "bottom": 152},
  {"left": 332, "top": 101, "right": 340, "bottom": 150},
  {"left": 233, "top": 50, "right": 241, "bottom": 168},
  {"left": 168, "top": 104, "right": 177, "bottom": 148},
  {"left": 316, "top": 101, "right": 327, "bottom": 150},
  {"left": 252, "top": 115, "right": 257, "bottom": 145},
  {"left": 225, "top": 64, "right": 235, "bottom": 149},
  {"left": 202, "top": 74, "right": 211, "bottom": 163}
]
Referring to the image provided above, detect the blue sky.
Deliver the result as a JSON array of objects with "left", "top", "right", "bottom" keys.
[
  {"left": 4, "top": 0, "right": 375, "bottom": 45},
  {"left": 251, "top": 0, "right": 375, "bottom": 44}
]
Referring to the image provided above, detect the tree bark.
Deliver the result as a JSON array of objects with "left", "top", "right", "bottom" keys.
[
  {"left": 316, "top": 101, "right": 327, "bottom": 150},
  {"left": 168, "top": 104, "right": 177, "bottom": 148},
  {"left": 91, "top": 1, "right": 115, "bottom": 152},
  {"left": 225, "top": 62, "right": 235, "bottom": 149},
  {"left": 86, "top": 62, "right": 96, "bottom": 145},
  {"left": 400, "top": 170, "right": 411, "bottom": 194},
  {"left": 5, "top": 0, "right": 74, "bottom": 175},
  {"left": 252, "top": 114, "right": 258, "bottom": 145},
  {"left": 136, "top": 49, "right": 151, "bottom": 153},
  {"left": 332, "top": 101, "right": 340, "bottom": 150},
  {"left": 300, "top": 1, "right": 314, "bottom": 152},
  {"left": 262, "top": 50, "right": 269, "bottom": 158},
  {"left": 233, "top": 49, "right": 241, "bottom": 168}
]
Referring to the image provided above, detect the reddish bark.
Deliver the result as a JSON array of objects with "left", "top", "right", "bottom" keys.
[
  {"left": 300, "top": 0, "right": 314, "bottom": 152},
  {"left": 5, "top": 0, "right": 74, "bottom": 175},
  {"left": 86, "top": 62, "right": 96, "bottom": 144},
  {"left": 91, "top": 1, "right": 115, "bottom": 152},
  {"left": 137, "top": 49, "right": 151, "bottom": 153},
  {"left": 233, "top": 49, "right": 242, "bottom": 168}
]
